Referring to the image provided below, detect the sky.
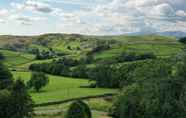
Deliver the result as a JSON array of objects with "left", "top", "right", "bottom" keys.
[{"left": 0, "top": 0, "right": 186, "bottom": 35}]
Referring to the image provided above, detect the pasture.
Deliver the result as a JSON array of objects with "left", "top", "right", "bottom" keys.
[{"left": 12, "top": 71, "right": 117, "bottom": 104}]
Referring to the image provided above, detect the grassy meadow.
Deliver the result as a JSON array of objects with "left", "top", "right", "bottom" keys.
[{"left": 12, "top": 71, "right": 117, "bottom": 104}]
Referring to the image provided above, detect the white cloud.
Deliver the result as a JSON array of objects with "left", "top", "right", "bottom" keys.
[
  {"left": 176, "top": 10, "right": 186, "bottom": 17},
  {"left": 9, "top": 14, "right": 46, "bottom": 25},
  {"left": 150, "top": 3, "right": 175, "bottom": 17},
  {"left": 85, "top": 0, "right": 186, "bottom": 34},
  {"left": 11, "top": 0, "right": 53, "bottom": 13},
  {"left": 0, "top": 19, "right": 5, "bottom": 23},
  {"left": 1, "top": 0, "right": 186, "bottom": 35},
  {"left": 0, "top": 9, "right": 9, "bottom": 17}
]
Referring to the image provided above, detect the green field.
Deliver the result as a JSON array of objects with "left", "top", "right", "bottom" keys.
[
  {"left": 0, "top": 50, "right": 35, "bottom": 67},
  {"left": 12, "top": 71, "right": 117, "bottom": 104},
  {"left": 34, "top": 97, "right": 112, "bottom": 118},
  {"left": 0, "top": 34, "right": 183, "bottom": 70},
  {"left": 0, "top": 34, "right": 184, "bottom": 118}
]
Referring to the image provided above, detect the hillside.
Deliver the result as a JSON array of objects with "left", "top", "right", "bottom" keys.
[
  {"left": 0, "top": 34, "right": 184, "bottom": 70},
  {"left": 0, "top": 33, "right": 185, "bottom": 118}
]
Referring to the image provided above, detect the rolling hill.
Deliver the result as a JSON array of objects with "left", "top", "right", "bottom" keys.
[
  {"left": 0, "top": 33, "right": 185, "bottom": 118},
  {"left": 0, "top": 34, "right": 184, "bottom": 69}
]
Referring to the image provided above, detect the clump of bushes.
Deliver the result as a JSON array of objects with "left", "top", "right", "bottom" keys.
[
  {"left": 117, "top": 51, "right": 156, "bottom": 62},
  {"left": 35, "top": 49, "right": 56, "bottom": 60},
  {"left": 66, "top": 100, "right": 92, "bottom": 118}
]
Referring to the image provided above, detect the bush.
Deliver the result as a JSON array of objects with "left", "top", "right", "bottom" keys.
[
  {"left": 66, "top": 100, "right": 92, "bottom": 118},
  {"left": 27, "top": 72, "right": 49, "bottom": 92},
  {"left": 35, "top": 50, "right": 54, "bottom": 60}
]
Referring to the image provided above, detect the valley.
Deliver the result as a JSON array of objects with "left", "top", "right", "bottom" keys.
[{"left": 0, "top": 34, "right": 185, "bottom": 118}]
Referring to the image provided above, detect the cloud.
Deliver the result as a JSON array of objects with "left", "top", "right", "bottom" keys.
[
  {"left": 176, "top": 10, "right": 186, "bottom": 17},
  {"left": 0, "top": 19, "right": 5, "bottom": 23},
  {"left": 11, "top": 0, "right": 53, "bottom": 13},
  {"left": 1, "top": 0, "right": 186, "bottom": 35},
  {"left": 86, "top": 0, "right": 186, "bottom": 34},
  {"left": 150, "top": 3, "right": 175, "bottom": 17},
  {"left": 0, "top": 9, "right": 9, "bottom": 17},
  {"left": 9, "top": 14, "right": 46, "bottom": 25}
]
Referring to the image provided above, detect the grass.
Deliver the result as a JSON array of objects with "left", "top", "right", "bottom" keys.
[
  {"left": 0, "top": 35, "right": 183, "bottom": 69},
  {"left": 34, "top": 98, "right": 113, "bottom": 118},
  {"left": 94, "top": 43, "right": 183, "bottom": 60},
  {"left": 0, "top": 49, "right": 35, "bottom": 67},
  {"left": 17, "top": 58, "right": 55, "bottom": 70},
  {"left": 34, "top": 111, "right": 111, "bottom": 118},
  {"left": 85, "top": 98, "right": 113, "bottom": 112},
  {"left": 12, "top": 71, "right": 117, "bottom": 104}
]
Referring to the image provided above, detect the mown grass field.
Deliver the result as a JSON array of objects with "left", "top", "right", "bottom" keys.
[{"left": 12, "top": 71, "right": 117, "bottom": 104}]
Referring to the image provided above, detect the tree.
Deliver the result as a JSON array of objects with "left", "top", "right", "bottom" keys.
[
  {"left": 0, "top": 62, "right": 13, "bottom": 89},
  {"left": 66, "top": 100, "right": 92, "bottom": 118},
  {"left": 109, "top": 84, "right": 143, "bottom": 118},
  {"left": 179, "top": 37, "right": 186, "bottom": 44},
  {"left": 117, "top": 51, "right": 156, "bottom": 62},
  {"left": 0, "top": 89, "right": 11, "bottom": 118},
  {"left": 71, "top": 65, "right": 88, "bottom": 78},
  {"left": 110, "top": 58, "right": 186, "bottom": 118},
  {"left": 0, "top": 53, "right": 5, "bottom": 60},
  {"left": 0, "top": 80, "right": 34, "bottom": 118},
  {"left": 88, "top": 65, "right": 115, "bottom": 88},
  {"left": 9, "top": 80, "right": 34, "bottom": 118},
  {"left": 27, "top": 72, "right": 49, "bottom": 92}
]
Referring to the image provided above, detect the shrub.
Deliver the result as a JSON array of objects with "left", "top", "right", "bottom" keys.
[{"left": 66, "top": 100, "right": 92, "bottom": 118}]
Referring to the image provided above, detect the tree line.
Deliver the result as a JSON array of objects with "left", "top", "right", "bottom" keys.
[
  {"left": 109, "top": 53, "right": 186, "bottom": 118},
  {"left": 29, "top": 51, "right": 157, "bottom": 86}
]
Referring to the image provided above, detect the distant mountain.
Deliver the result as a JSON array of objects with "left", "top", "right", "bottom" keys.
[
  {"left": 156, "top": 31, "right": 186, "bottom": 38},
  {"left": 126, "top": 31, "right": 186, "bottom": 38}
]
